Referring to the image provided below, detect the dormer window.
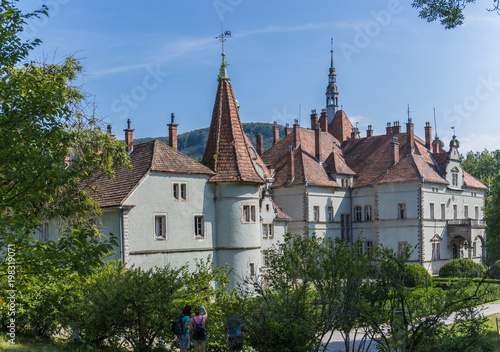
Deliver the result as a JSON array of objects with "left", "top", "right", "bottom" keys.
[{"left": 452, "top": 172, "right": 458, "bottom": 186}]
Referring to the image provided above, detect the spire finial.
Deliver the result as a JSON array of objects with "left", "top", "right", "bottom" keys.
[
  {"left": 216, "top": 23, "right": 232, "bottom": 57},
  {"left": 330, "top": 37, "right": 334, "bottom": 68},
  {"left": 407, "top": 104, "right": 415, "bottom": 122},
  {"left": 127, "top": 118, "right": 131, "bottom": 129},
  {"left": 216, "top": 24, "right": 232, "bottom": 82}
]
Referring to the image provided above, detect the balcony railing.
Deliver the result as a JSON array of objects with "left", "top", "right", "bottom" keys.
[{"left": 447, "top": 219, "right": 486, "bottom": 227}]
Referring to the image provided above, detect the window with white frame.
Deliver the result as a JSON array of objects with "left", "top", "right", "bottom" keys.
[
  {"left": 441, "top": 203, "right": 446, "bottom": 220},
  {"left": 173, "top": 182, "right": 187, "bottom": 201},
  {"left": 432, "top": 242, "right": 441, "bottom": 260},
  {"left": 464, "top": 205, "right": 469, "bottom": 219},
  {"left": 397, "top": 203, "right": 406, "bottom": 219},
  {"left": 249, "top": 262, "right": 256, "bottom": 277},
  {"left": 397, "top": 241, "right": 407, "bottom": 255},
  {"left": 242, "top": 204, "right": 256, "bottom": 223},
  {"left": 262, "top": 223, "right": 273, "bottom": 238},
  {"left": 364, "top": 205, "right": 372, "bottom": 221},
  {"left": 194, "top": 215, "right": 205, "bottom": 239},
  {"left": 313, "top": 206, "right": 320, "bottom": 222},
  {"left": 341, "top": 214, "right": 351, "bottom": 241},
  {"left": 354, "top": 206, "right": 362, "bottom": 222},
  {"left": 154, "top": 215, "right": 167, "bottom": 240},
  {"left": 452, "top": 171, "right": 458, "bottom": 186},
  {"left": 327, "top": 206, "right": 334, "bottom": 222},
  {"left": 430, "top": 203, "right": 435, "bottom": 220},
  {"left": 262, "top": 250, "right": 271, "bottom": 267}
]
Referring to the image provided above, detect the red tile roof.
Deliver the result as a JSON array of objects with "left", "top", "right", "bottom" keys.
[
  {"left": 202, "top": 79, "right": 267, "bottom": 183},
  {"left": 261, "top": 127, "right": 354, "bottom": 188},
  {"left": 328, "top": 110, "right": 353, "bottom": 142},
  {"left": 88, "top": 140, "right": 214, "bottom": 208}
]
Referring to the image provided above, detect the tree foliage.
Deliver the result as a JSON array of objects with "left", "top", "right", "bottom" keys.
[
  {"left": 0, "top": 0, "right": 129, "bottom": 277},
  {"left": 412, "top": 0, "right": 500, "bottom": 29},
  {"left": 439, "top": 258, "right": 486, "bottom": 278}
]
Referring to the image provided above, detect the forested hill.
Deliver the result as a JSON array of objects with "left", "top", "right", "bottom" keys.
[{"left": 134, "top": 122, "right": 285, "bottom": 161}]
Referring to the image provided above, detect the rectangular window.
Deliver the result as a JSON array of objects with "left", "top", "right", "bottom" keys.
[
  {"left": 262, "top": 223, "right": 268, "bottom": 238},
  {"left": 341, "top": 214, "right": 351, "bottom": 241},
  {"left": 268, "top": 224, "right": 274, "bottom": 238},
  {"left": 453, "top": 204, "right": 457, "bottom": 220},
  {"left": 441, "top": 204, "right": 446, "bottom": 220},
  {"left": 262, "top": 250, "right": 271, "bottom": 267},
  {"left": 155, "top": 215, "right": 167, "bottom": 239},
  {"left": 475, "top": 206, "right": 479, "bottom": 220},
  {"left": 313, "top": 206, "right": 320, "bottom": 222},
  {"left": 249, "top": 262, "right": 255, "bottom": 277},
  {"left": 328, "top": 206, "right": 334, "bottom": 222},
  {"left": 354, "top": 206, "right": 362, "bottom": 222},
  {"left": 473, "top": 241, "right": 477, "bottom": 257},
  {"left": 452, "top": 173, "right": 458, "bottom": 186},
  {"left": 173, "top": 183, "right": 187, "bottom": 201},
  {"left": 464, "top": 205, "right": 469, "bottom": 219},
  {"left": 432, "top": 242, "right": 441, "bottom": 260},
  {"left": 430, "top": 203, "right": 435, "bottom": 220},
  {"left": 397, "top": 242, "right": 407, "bottom": 255},
  {"left": 194, "top": 215, "right": 204, "bottom": 239},
  {"left": 41, "top": 222, "right": 49, "bottom": 242},
  {"left": 398, "top": 203, "right": 406, "bottom": 219},
  {"left": 266, "top": 204, "right": 270, "bottom": 212},
  {"left": 364, "top": 205, "right": 372, "bottom": 221},
  {"left": 365, "top": 240, "right": 373, "bottom": 252},
  {"left": 243, "top": 205, "right": 256, "bottom": 223}
]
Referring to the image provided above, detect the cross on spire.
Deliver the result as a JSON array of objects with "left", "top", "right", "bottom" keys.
[{"left": 215, "top": 23, "right": 232, "bottom": 57}]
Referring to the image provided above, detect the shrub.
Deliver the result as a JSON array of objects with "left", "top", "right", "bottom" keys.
[
  {"left": 487, "top": 260, "right": 500, "bottom": 279},
  {"left": 439, "top": 258, "right": 485, "bottom": 278},
  {"left": 403, "top": 264, "right": 432, "bottom": 287}
]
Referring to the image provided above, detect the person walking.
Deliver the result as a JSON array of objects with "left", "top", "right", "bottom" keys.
[
  {"left": 179, "top": 305, "right": 191, "bottom": 352},
  {"left": 191, "top": 305, "right": 208, "bottom": 352}
]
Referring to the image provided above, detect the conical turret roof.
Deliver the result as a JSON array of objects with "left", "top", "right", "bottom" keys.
[{"left": 202, "top": 60, "right": 268, "bottom": 183}]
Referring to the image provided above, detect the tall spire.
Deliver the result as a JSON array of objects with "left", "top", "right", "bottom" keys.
[
  {"left": 216, "top": 24, "right": 231, "bottom": 82},
  {"left": 326, "top": 38, "right": 339, "bottom": 124}
]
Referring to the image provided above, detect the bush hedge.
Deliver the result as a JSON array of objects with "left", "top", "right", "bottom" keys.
[
  {"left": 439, "top": 258, "right": 485, "bottom": 278},
  {"left": 404, "top": 263, "right": 432, "bottom": 287}
]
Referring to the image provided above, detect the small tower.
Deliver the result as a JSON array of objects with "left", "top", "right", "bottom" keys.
[{"left": 326, "top": 38, "right": 339, "bottom": 124}]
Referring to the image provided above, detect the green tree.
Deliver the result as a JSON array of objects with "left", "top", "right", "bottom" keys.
[
  {"left": 0, "top": 0, "right": 129, "bottom": 277},
  {"left": 412, "top": 0, "right": 500, "bottom": 29},
  {"left": 485, "top": 172, "right": 500, "bottom": 264}
]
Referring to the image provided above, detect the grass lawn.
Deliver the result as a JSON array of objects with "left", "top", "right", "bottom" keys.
[
  {"left": 0, "top": 333, "right": 99, "bottom": 351},
  {"left": 485, "top": 313, "right": 500, "bottom": 351}
]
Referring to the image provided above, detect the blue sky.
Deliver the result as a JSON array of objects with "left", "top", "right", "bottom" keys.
[{"left": 19, "top": 0, "right": 500, "bottom": 152}]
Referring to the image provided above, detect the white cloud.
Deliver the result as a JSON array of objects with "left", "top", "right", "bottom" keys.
[{"left": 459, "top": 133, "right": 500, "bottom": 152}]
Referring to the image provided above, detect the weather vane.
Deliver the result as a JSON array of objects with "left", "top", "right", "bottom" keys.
[
  {"left": 451, "top": 126, "right": 455, "bottom": 136},
  {"left": 407, "top": 104, "right": 415, "bottom": 122},
  {"left": 215, "top": 23, "right": 232, "bottom": 57}
]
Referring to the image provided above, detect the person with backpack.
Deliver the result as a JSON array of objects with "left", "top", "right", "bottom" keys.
[
  {"left": 190, "top": 305, "right": 208, "bottom": 352},
  {"left": 176, "top": 305, "right": 191, "bottom": 352}
]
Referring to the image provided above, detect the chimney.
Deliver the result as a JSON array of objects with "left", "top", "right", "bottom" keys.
[
  {"left": 124, "top": 119, "right": 134, "bottom": 153},
  {"left": 310, "top": 110, "right": 318, "bottom": 130},
  {"left": 256, "top": 134, "right": 264, "bottom": 155},
  {"left": 168, "top": 113, "right": 178, "bottom": 150},
  {"left": 319, "top": 109, "right": 328, "bottom": 132},
  {"left": 425, "top": 121, "right": 432, "bottom": 150},
  {"left": 293, "top": 119, "right": 300, "bottom": 148},
  {"left": 315, "top": 123, "right": 321, "bottom": 162},
  {"left": 393, "top": 121, "right": 401, "bottom": 134},
  {"left": 367, "top": 125, "right": 373, "bottom": 137},
  {"left": 351, "top": 127, "right": 360, "bottom": 139},
  {"left": 107, "top": 124, "right": 112, "bottom": 134},
  {"left": 273, "top": 121, "right": 280, "bottom": 145},
  {"left": 406, "top": 119, "right": 414, "bottom": 155},
  {"left": 392, "top": 136, "right": 400, "bottom": 165},
  {"left": 432, "top": 137, "right": 444, "bottom": 154},
  {"left": 288, "top": 146, "right": 295, "bottom": 181},
  {"left": 284, "top": 123, "right": 291, "bottom": 137},
  {"left": 386, "top": 122, "right": 392, "bottom": 135}
]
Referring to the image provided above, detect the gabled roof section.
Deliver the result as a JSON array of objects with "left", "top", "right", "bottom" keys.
[
  {"left": 202, "top": 70, "right": 267, "bottom": 184},
  {"left": 88, "top": 140, "right": 213, "bottom": 208},
  {"left": 262, "top": 127, "right": 352, "bottom": 188},
  {"left": 464, "top": 170, "right": 488, "bottom": 190},
  {"left": 342, "top": 133, "right": 447, "bottom": 187},
  {"left": 328, "top": 109, "right": 353, "bottom": 142}
]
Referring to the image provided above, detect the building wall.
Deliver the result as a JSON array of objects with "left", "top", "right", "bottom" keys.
[{"left": 123, "top": 172, "right": 216, "bottom": 272}]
